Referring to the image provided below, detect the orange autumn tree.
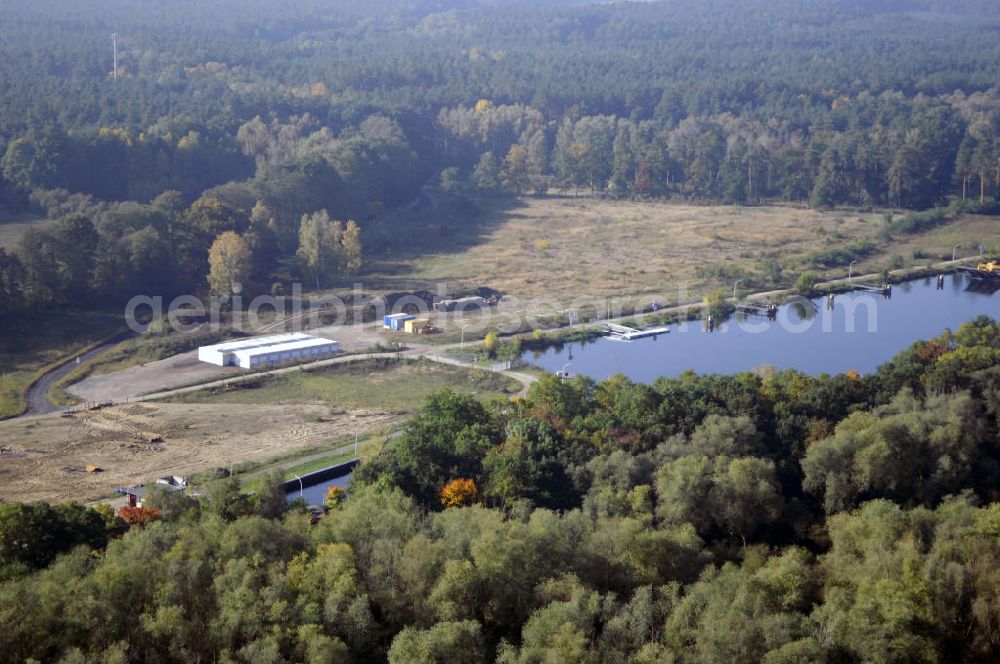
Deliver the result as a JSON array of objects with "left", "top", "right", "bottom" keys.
[
  {"left": 324, "top": 486, "right": 346, "bottom": 509},
  {"left": 438, "top": 478, "right": 478, "bottom": 508},
  {"left": 117, "top": 506, "right": 161, "bottom": 528}
]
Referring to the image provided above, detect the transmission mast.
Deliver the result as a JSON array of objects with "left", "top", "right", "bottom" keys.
[{"left": 112, "top": 33, "right": 118, "bottom": 79}]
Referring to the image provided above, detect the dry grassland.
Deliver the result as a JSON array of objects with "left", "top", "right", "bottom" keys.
[
  {"left": 367, "top": 199, "right": 875, "bottom": 300},
  {"left": 887, "top": 214, "right": 1000, "bottom": 262},
  {"left": 367, "top": 198, "right": 1000, "bottom": 304}
]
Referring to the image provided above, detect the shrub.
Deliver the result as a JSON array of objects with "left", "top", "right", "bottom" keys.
[
  {"left": 483, "top": 331, "right": 499, "bottom": 357},
  {"left": 804, "top": 240, "right": 876, "bottom": 268},
  {"left": 702, "top": 291, "right": 734, "bottom": 319},
  {"left": 886, "top": 207, "right": 949, "bottom": 235},
  {"left": 795, "top": 271, "right": 819, "bottom": 294},
  {"left": 117, "top": 506, "right": 161, "bottom": 529}
]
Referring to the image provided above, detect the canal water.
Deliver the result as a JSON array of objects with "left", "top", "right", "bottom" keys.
[
  {"left": 286, "top": 469, "right": 352, "bottom": 505},
  {"left": 522, "top": 274, "right": 1000, "bottom": 381}
]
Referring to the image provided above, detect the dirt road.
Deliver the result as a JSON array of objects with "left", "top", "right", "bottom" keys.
[{"left": 24, "top": 334, "right": 131, "bottom": 416}]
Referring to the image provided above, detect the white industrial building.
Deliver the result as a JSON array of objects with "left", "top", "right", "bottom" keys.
[{"left": 198, "top": 333, "right": 340, "bottom": 369}]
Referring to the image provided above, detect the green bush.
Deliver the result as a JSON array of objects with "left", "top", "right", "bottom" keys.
[
  {"left": 804, "top": 240, "right": 876, "bottom": 268},
  {"left": 795, "top": 271, "right": 819, "bottom": 294},
  {"left": 887, "top": 207, "right": 949, "bottom": 235}
]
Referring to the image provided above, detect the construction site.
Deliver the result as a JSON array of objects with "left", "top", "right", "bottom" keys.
[{"left": 0, "top": 401, "right": 398, "bottom": 504}]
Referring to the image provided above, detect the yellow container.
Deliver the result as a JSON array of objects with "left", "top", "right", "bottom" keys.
[{"left": 404, "top": 318, "right": 430, "bottom": 334}]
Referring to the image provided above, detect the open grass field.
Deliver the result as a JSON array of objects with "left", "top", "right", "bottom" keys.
[
  {"left": 365, "top": 197, "right": 1000, "bottom": 304},
  {"left": 167, "top": 357, "right": 521, "bottom": 411},
  {"left": 888, "top": 215, "right": 1000, "bottom": 263}
]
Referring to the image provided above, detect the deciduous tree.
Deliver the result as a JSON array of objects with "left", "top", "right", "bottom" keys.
[
  {"left": 207, "top": 231, "right": 251, "bottom": 297},
  {"left": 297, "top": 209, "right": 343, "bottom": 289}
]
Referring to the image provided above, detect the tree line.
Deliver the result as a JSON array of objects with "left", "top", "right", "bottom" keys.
[
  {"left": 7, "top": 90, "right": 1000, "bottom": 214},
  {"left": 2, "top": 316, "right": 999, "bottom": 662},
  {"left": 439, "top": 92, "right": 1000, "bottom": 210},
  {"left": 0, "top": 192, "right": 363, "bottom": 324}
]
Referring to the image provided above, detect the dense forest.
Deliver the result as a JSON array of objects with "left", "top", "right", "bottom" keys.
[
  {"left": 3, "top": 317, "right": 999, "bottom": 662},
  {"left": 4, "top": 4, "right": 1000, "bottom": 661},
  {"left": 5, "top": 1, "right": 1000, "bottom": 320}
]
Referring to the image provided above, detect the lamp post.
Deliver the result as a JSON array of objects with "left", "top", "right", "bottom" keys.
[
  {"left": 849, "top": 260, "right": 858, "bottom": 282},
  {"left": 459, "top": 325, "right": 467, "bottom": 351},
  {"left": 293, "top": 474, "right": 303, "bottom": 498},
  {"left": 733, "top": 279, "right": 744, "bottom": 301}
]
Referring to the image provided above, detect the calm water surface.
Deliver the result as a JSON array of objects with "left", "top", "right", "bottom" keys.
[
  {"left": 286, "top": 471, "right": 351, "bottom": 505},
  {"left": 522, "top": 274, "right": 1000, "bottom": 381}
]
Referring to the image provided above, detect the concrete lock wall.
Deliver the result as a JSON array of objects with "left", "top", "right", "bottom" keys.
[{"left": 283, "top": 459, "right": 360, "bottom": 501}]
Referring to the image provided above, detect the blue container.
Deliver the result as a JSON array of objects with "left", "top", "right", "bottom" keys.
[
  {"left": 384, "top": 313, "right": 415, "bottom": 330},
  {"left": 390, "top": 314, "right": 414, "bottom": 330}
]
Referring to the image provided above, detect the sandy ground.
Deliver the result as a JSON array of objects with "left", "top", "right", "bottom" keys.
[
  {"left": 67, "top": 349, "right": 239, "bottom": 403},
  {"left": 0, "top": 402, "right": 399, "bottom": 504}
]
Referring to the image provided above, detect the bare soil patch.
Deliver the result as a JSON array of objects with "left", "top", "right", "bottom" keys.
[
  {"left": 0, "top": 402, "right": 399, "bottom": 504},
  {"left": 68, "top": 349, "right": 241, "bottom": 403}
]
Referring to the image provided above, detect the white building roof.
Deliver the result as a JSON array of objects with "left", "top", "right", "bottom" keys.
[
  {"left": 200, "top": 332, "right": 313, "bottom": 355},
  {"left": 233, "top": 336, "right": 339, "bottom": 359}
]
